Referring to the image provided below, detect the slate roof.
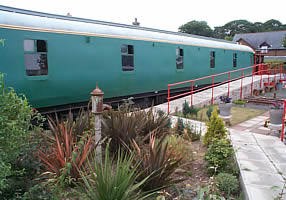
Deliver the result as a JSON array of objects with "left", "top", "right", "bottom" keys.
[{"left": 233, "top": 31, "right": 286, "bottom": 50}]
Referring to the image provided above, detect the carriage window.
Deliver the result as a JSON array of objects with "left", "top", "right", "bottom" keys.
[
  {"left": 121, "top": 44, "right": 134, "bottom": 71},
  {"left": 210, "top": 51, "right": 215, "bottom": 68},
  {"left": 176, "top": 48, "right": 184, "bottom": 69},
  {"left": 233, "top": 53, "right": 237, "bottom": 68},
  {"left": 24, "top": 39, "right": 48, "bottom": 76}
]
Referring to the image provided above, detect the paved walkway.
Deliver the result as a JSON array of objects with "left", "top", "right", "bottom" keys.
[{"left": 230, "top": 114, "right": 286, "bottom": 200}]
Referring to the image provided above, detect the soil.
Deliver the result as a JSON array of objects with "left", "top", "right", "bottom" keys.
[{"left": 164, "top": 140, "right": 210, "bottom": 199}]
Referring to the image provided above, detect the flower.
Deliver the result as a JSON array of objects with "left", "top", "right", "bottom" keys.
[
  {"left": 220, "top": 96, "right": 232, "bottom": 103},
  {"left": 271, "top": 102, "right": 283, "bottom": 110}
]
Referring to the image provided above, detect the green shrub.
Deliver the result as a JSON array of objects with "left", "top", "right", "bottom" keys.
[
  {"left": 175, "top": 117, "right": 185, "bottom": 135},
  {"left": 189, "top": 105, "right": 200, "bottom": 117},
  {"left": 0, "top": 73, "right": 44, "bottom": 196},
  {"left": 216, "top": 173, "right": 239, "bottom": 195},
  {"left": 79, "top": 145, "right": 151, "bottom": 200},
  {"left": 206, "top": 106, "right": 213, "bottom": 121},
  {"left": 204, "top": 138, "right": 234, "bottom": 174},
  {"left": 182, "top": 100, "right": 191, "bottom": 116},
  {"left": 203, "top": 110, "right": 228, "bottom": 146}
]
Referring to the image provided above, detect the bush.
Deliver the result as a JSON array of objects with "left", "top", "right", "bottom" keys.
[
  {"left": 204, "top": 138, "right": 234, "bottom": 174},
  {"left": 165, "top": 135, "right": 192, "bottom": 163},
  {"left": 182, "top": 100, "right": 191, "bottom": 116},
  {"left": 233, "top": 100, "right": 246, "bottom": 105},
  {"left": 184, "top": 122, "right": 201, "bottom": 142},
  {"left": 206, "top": 106, "right": 213, "bottom": 121},
  {"left": 216, "top": 173, "right": 239, "bottom": 195},
  {"left": 38, "top": 111, "right": 94, "bottom": 188},
  {"left": 133, "top": 134, "right": 183, "bottom": 191},
  {"left": 175, "top": 117, "right": 185, "bottom": 135},
  {"left": 0, "top": 73, "right": 44, "bottom": 197},
  {"left": 203, "top": 110, "right": 228, "bottom": 146},
  {"left": 79, "top": 145, "right": 151, "bottom": 200}
]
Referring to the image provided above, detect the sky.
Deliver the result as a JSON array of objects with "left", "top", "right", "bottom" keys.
[{"left": 0, "top": 0, "right": 285, "bottom": 32}]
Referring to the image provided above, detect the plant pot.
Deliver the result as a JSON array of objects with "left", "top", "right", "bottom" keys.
[
  {"left": 279, "top": 80, "right": 283, "bottom": 83},
  {"left": 264, "top": 82, "right": 269, "bottom": 86},
  {"left": 219, "top": 102, "right": 232, "bottom": 117},
  {"left": 270, "top": 109, "right": 284, "bottom": 125},
  {"left": 270, "top": 82, "right": 275, "bottom": 86}
]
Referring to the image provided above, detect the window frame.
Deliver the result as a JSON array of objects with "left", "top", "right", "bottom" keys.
[
  {"left": 24, "top": 39, "right": 48, "bottom": 77},
  {"left": 176, "top": 47, "right": 184, "bottom": 70},
  {"left": 233, "top": 53, "right": 237, "bottom": 68},
  {"left": 121, "top": 44, "right": 134, "bottom": 72},
  {"left": 210, "top": 51, "right": 215, "bottom": 68}
]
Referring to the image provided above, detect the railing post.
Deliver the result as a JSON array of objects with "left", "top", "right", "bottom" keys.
[
  {"left": 191, "top": 81, "right": 193, "bottom": 107},
  {"left": 167, "top": 85, "right": 170, "bottom": 115},
  {"left": 281, "top": 99, "right": 286, "bottom": 142},
  {"left": 260, "top": 64, "right": 262, "bottom": 88},
  {"left": 228, "top": 72, "right": 230, "bottom": 97},
  {"left": 268, "top": 64, "right": 270, "bottom": 84},
  {"left": 211, "top": 75, "right": 214, "bottom": 105},
  {"left": 274, "top": 64, "right": 277, "bottom": 84},
  {"left": 240, "top": 69, "right": 243, "bottom": 99},
  {"left": 280, "top": 63, "right": 283, "bottom": 81},
  {"left": 251, "top": 67, "right": 254, "bottom": 96}
]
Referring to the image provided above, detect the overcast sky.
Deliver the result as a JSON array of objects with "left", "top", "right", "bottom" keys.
[{"left": 0, "top": 0, "right": 285, "bottom": 31}]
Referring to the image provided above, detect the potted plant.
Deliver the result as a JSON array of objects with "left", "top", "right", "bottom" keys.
[
  {"left": 270, "top": 102, "right": 284, "bottom": 125},
  {"left": 219, "top": 96, "right": 232, "bottom": 117}
]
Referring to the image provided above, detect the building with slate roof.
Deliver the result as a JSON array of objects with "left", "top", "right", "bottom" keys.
[{"left": 233, "top": 31, "right": 286, "bottom": 56}]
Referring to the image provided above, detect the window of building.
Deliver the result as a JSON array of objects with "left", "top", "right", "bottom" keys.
[
  {"left": 233, "top": 53, "right": 237, "bottom": 67},
  {"left": 121, "top": 44, "right": 134, "bottom": 71},
  {"left": 176, "top": 48, "right": 184, "bottom": 69},
  {"left": 24, "top": 39, "right": 48, "bottom": 76},
  {"left": 210, "top": 51, "right": 215, "bottom": 68}
]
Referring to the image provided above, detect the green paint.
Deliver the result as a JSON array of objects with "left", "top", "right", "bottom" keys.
[{"left": 0, "top": 27, "right": 253, "bottom": 109}]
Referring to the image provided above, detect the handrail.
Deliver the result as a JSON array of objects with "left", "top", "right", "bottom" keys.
[{"left": 167, "top": 62, "right": 284, "bottom": 114}]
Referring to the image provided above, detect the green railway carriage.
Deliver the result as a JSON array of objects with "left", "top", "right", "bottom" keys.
[{"left": 0, "top": 6, "right": 254, "bottom": 112}]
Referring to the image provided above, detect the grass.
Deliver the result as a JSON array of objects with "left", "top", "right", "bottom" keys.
[{"left": 178, "top": 105, "right": 265, "bottom": 126}]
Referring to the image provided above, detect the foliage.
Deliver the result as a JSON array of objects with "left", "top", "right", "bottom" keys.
[
  {"left": 206, "top": 106, "right": 213, "bottom": 121},
  {"left": 102, "top": 106, "right": 170, "bottom": 152},
  {"left": 203, "top": 110, "right": 228, "bottom": 146},
  {"left": 219, "top": 96, "right": 232, "bottom": 103},
  {"left": 213, "top": 19, "right": 286, "bottom": 39},
  {"left": 194, "top": 167, "right": 225, "bottom": 200},
  {"left": 283, "top": 34, "right": 286, "bottom": 48},
  {"left": 184, "top": 122, "right": 201, "bottom": 142},
  {"left": 164, "top": 134, "right": 192, "bottom": 163},
  {"left": 79, "top": 145, "right": 151, "bottom": 200},
  {"left": 0, "top": 73, "right": 44, "bottom": 196},
  {"left": 182, "top": 100, "right": 191, "bottom": 117},
  {"left": 271, "top": 102, "right": 283, "bottom": 110},
  {"left": 38, "top": 111, "right": 94, "bottom": 188},
  {"left": 216, "top": 173, "right": 239, "bottom": 195},
  {"left": 233, "top": 100, "right": 246, "bottom": 105},
  {"left": 204, "top": 138, "right": 235, "bottom": 174},
  {"left": 133, "top": 134, "right": 183, "bottom": 191},
  {"left": 175, "top": 117, "right": 185, "bottom": 135},
  {"left": 179, "top": 20, "right": 213, "bottom": 37}
]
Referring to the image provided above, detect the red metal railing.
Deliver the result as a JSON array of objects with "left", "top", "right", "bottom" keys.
[
  {"left": 281, "top": 99, "right": 286, "bottom": 142},
  {"left": 167, "top": 63, "right": 284, "bottom": 114}
]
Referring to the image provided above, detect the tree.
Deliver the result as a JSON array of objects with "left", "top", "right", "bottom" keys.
[
  {"left": 263, "top": 19, "right": 283, "bottom": 31},
  {"left": 179, "top": 20, "right": 213, "bottom": 37},
  {"left": 283, "top": 34, "right": 286, "bottom": 48},
  {"left": 214, "top": 20, "right": 254, "bottom": 39}
]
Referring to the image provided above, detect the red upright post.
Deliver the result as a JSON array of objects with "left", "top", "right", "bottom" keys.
[
  {"left": 260, "top": 64, "right": 262, "bottom": 88},
  {"left": 251, "top": 68, "right": 254, "bottom": 96},
  {"left": 281, "top": 99, "right": 286, "bottom": 142},
  {"left": 191, "top": 81, "right": 193, "bottom": 107},
  {"left": 240, "top": 70, "right": 244, "bottom": 99},
  {"left": 280, "top": 63, "right": 283, "bottom": 81},
  {"left": 228, "top": 72, "right": 230, "bottom": 97},
  {"left": 268, "top": 64, "right": 270, "bottom": 84},
  {"left": 274, "top": 64, "right": 277, "bottom": 84},
  {"left": 211, "top": 75, "right": 214, "bottom": 105},
  {"left": 167, "top": 85, "right": 170, "bottom": 115}
]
